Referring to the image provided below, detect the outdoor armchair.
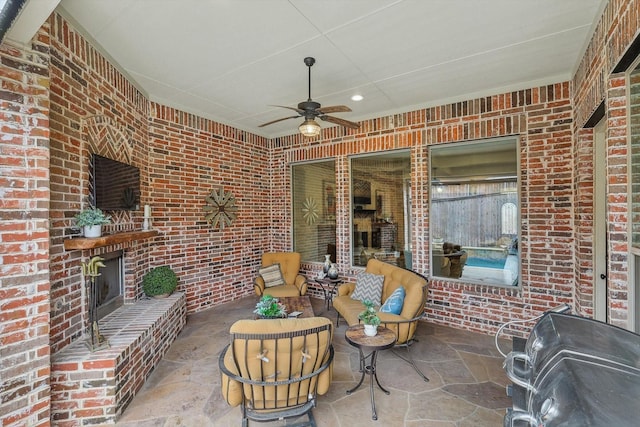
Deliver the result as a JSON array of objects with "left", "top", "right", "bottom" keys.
[
  {"left": 254, "top": 252, "right": 308, "bottom": 297},
  {"left": 219, "top": 317, "right": 334, "bottom": 427}
]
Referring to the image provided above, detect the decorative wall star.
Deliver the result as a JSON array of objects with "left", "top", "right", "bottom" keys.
[
  {"left": 204, "top": 188, "right": 237, "bottom": 230},
  {"left": 302, "top": 197, "right": 319, "bottom": 225}
]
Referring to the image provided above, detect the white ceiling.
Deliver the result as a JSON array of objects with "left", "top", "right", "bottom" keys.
[{"left": 52, "top": 0, "right": 606, "bottom": 139}]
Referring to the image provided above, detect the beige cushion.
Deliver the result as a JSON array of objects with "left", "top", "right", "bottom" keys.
[
  {"left": 259, "top": 263, "right": 284, "bottom": 288},
  {"left": 221, "top": 317, "right": 334, "bottom": 409}
]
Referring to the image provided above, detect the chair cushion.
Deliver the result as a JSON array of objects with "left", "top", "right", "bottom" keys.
[
  {"left": 379, "top": 285, "right": 405, "bottom": 315},
  {"left": 259, "top": 263, "right": 285, "bottom": 288},
  {"left": 262, "top": 252, "right": 301, "bottom": 286},
  {"left": 350, "top": 272, "right": 384, "bottom": 305}
]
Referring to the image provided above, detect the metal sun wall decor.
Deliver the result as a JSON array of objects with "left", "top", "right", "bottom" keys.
[
  {"left": 204, "top": 187, "right": 238, "bottom": 229},
  {"left": 302, "top": 197, "right": 319, "bottom": 225}
]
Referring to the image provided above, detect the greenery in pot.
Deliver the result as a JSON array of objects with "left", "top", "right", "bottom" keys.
[
  {"left": 253, "top": 295, "right": 287, "bottom": 318},
  {"left": 358, "top": 299, "right": 381, "bottom": 326},
  {"left": 75, "top": 206, "right": 111, "bottom": 227},
  {"left": 142, "top": 266, "right": 178, "bottom": 297}
]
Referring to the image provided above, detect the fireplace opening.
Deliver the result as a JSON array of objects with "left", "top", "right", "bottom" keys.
[{"left": 96, "top": 250, "right": 124, "bottom": 318}]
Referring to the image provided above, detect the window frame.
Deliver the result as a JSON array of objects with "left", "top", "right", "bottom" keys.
[
  {"left": 349, "top": 149, "right": 412, "bottom": 269},
  {"left": 291, "top": 159, "right": 337, "bottom": 264},
  {"left": 428, "top": 136, "right": 521, "bottom": 287}
]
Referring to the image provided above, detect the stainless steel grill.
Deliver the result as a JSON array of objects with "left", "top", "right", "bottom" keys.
[{"left": 501, "top": 311, "right": 640, "bottom": 426}]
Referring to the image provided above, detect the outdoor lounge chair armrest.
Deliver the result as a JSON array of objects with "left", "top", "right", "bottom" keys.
[
  {"left": 379, "top": 313, "right": 425, "bottom": 344},
  {"left": 337, "top": 282, "right": 355, "bottom": 297},
  {"left": 294, "top": 274, "right": 308, "bottom": 295},
  {"left": 254, "top": 276, "right": 266, "bottom": 295}
]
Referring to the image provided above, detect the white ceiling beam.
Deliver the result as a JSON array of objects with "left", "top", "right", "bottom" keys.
[{"left": 5, "top": 0, "right": 60, "bottom": 44}]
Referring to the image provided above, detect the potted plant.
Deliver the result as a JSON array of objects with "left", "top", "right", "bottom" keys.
[
  {"left": 253, "top": 295, "right": 287, "bottom": 319},
  {"left": 75, "top": 206, "right": 111, "bottom": 238},
  {"left": 142, "top": 266, "right": 178, "bottom": 298},
  {"left": 358, "top": 299, "right": 381, "bottom": 336}
]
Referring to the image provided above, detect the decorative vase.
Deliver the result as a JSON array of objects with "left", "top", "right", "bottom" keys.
[
  {"left": 84, "top": 225, "right": 102, "bottom": 238},
  {"left": 323, "top": 254, "right": 332, "bottom": 274},
  {"left": 328, "top": 263, "right": 339, "bottom": 279},
  {"left": 364, "top": 324, "right": 378, "bottom": 337}
]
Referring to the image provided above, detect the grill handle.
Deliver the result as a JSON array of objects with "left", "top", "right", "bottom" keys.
[
  {"left": 503, "top": 351, "right": 536, "bottom": 393},
  {"left": 504, "top": 408, "right": 539, "bottom": 427}
]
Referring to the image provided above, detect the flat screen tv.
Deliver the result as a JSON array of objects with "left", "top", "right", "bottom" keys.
[{"left": 91, "top": 154, "right": 140, "bottom": 211}]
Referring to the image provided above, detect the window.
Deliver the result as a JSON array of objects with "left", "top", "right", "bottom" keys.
[
  {"left": 292, "top": 160, "right": 336, "bottom": 263},
  {"left": 430, "top": 137, "right": 519, "bottom": 286},
  {"left": 351, "top": 151, "right": 411, "bottom": 268}
]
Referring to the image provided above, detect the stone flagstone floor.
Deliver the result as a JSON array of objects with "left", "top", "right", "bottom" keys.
[{"left": 115, "top": 296, "right": 512, "bottom": 426}]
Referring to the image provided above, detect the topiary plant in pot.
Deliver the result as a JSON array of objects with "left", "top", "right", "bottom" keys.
[
  {"left": 358, "top": 299, "right": 381, "bottom": 336},
  {"left": 142, "top": 266, "right": 178, "bottom": 298}
]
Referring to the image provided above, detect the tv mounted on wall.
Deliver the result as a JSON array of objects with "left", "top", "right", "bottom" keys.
[{"left": 91, "top": 154, "right": 140, "bottom": 211}]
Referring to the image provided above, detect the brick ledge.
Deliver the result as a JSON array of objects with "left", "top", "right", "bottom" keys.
[{"left": 51, "top": 293, "right": 186, "bottom": 426}]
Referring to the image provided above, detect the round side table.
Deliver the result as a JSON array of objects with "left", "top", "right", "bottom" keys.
[
  {"left": 345, "top": 324, "right": 396, "bottom": 420},
  {"left": 314, "top": 277, "right": 343, "bottom": 311}
]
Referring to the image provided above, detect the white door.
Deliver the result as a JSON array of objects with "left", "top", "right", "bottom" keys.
[{"left": 594, "top": 119, "right": 608, "bottom": 322}]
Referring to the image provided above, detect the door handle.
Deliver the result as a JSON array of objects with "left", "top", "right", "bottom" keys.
[{"left": 600, "top": 273, "right": 607, "bottom": 280}]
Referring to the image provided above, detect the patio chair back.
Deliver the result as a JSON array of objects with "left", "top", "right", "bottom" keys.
[{"left": 219, "top": 317, "right": 334, "bottom": 426}]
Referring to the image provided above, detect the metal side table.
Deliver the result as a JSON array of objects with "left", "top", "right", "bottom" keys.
[
  {"left": 345, "top": 324, "right": 396, "bottom": 420},
  {"left": 314, "top": 276, "right": 343, "bottom": 311}
]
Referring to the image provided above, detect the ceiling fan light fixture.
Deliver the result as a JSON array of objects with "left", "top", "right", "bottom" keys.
[{"left": 299, "top": 118, "right": 321, "bottom": 137}]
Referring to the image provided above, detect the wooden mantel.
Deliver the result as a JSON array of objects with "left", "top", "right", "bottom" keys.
[{"left": 63, "top": 230, "right": 159, "bottom": 250}]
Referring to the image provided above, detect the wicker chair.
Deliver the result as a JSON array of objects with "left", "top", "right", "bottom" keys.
[{"left": 219, "top": 317, "right": 334, "bottom": 427}]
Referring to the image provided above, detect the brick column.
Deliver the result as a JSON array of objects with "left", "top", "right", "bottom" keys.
[{"left": 0, "top": 26, "right": 52, "bottom": 427}]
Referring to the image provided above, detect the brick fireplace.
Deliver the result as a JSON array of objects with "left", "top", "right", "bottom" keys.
[
  {"left": 95, "top": 250, "right": 124, "bottom": 319},
  {"left": 51, "top": 233, "right": 187, "bottom": 425}
]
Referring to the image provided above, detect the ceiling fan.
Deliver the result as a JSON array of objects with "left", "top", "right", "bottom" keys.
[{"left": 259, "top": 57, "right": 360, "bottom": 136}]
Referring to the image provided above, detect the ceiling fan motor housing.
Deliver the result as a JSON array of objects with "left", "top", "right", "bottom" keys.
[{"left": 298, "top": 100, "right": 321, "bottom": 114}]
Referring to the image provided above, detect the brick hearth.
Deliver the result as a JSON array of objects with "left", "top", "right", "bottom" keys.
[{"left": 50, "top": 293, "right": 186, "bottom": 425}]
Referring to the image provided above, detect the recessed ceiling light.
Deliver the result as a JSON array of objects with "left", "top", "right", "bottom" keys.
[{"left": 351, "top": 94, "right": 363, "bottom": 102}]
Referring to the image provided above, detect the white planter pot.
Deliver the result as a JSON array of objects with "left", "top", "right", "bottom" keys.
[
  {"left": 364, "top": 324, "right": 378, "bottom": 337},
  {"left": 84, "top": 225, "right": 102, "bottom": 238}
]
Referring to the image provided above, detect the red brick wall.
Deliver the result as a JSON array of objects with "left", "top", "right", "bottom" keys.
[
  {"left": 286, "top": 87, "right": 575, "bottom": 334},
  {"left": 48, "top": 13, "right": 150, "bottom": 353},
  {"left": 572, "top": 0, "right": 640, "bottom": 328},
  {"left": 146, "top": 104, "right": 270, "bottom": 312},
  {"left": 574, "top": 127, "right": 595, "bottom": 317},
  {"left": 0, "top": 25, "right": 51, "bottom": 427}
]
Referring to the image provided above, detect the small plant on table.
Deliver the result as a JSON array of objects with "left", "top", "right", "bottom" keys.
[
  {"left": 358, "top": 299, "right": 381, "bottom": 336},
  {"left": 254, "top": 295, "right": 287, "bottom": 318}
]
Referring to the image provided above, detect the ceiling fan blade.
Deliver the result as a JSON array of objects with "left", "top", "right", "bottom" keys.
[
  {"left": 271, "top": 105, "right": 305, "bottom": 114},
  {"left": 320, "top": 115, "right": 360, "bottom": 129},
  {"left": 317, "top": 105, "right": 351, "bottom": 114},
  {"left": 258, "top": 115, "right": 299, "bottom": 127}
]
